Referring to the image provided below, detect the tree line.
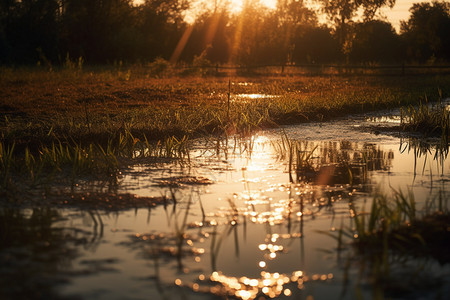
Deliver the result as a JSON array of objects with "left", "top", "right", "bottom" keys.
[{"left": 0, "top": 0, "right": 449, "bottom": 66}]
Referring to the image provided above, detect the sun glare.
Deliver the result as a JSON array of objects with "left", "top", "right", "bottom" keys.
[{"left": 229, "top": 0, "right": 277, "bottom": 13}]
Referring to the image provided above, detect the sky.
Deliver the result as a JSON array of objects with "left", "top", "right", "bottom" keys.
[
  {"left": 133, "top": 0, "right": 433, "bottom": 31},
  {"left": 380, "top": 0, "right": 428, "bottom": 30}
]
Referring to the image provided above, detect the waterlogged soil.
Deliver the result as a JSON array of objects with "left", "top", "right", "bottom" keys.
[{"left": 1, "top": 108, "right": 450, "bottom": 300}]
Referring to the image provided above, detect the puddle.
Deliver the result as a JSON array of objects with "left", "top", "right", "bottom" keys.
[
  {"left": 1, "top": 108, "right": 450, "bottom": 299},
  {"left": 233, "top": 94, "right": 280, "bottom": 102}
]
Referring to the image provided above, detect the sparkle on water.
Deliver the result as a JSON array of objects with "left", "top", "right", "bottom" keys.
[{"left": 2, "top": 105, "right": 450, "bottom": 300}]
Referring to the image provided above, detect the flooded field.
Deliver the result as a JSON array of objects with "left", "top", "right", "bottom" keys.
[{"left": 1, "top": 107, "right": 450, "bottom": 300}]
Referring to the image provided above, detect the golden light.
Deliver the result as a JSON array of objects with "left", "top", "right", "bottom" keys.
[{"left": 229, "top": 0, "right": 277, "bottom": 13}]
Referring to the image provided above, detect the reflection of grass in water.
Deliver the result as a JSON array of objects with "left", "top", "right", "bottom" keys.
[
  {"left": 272, "top": 133, "right": 393, "bottom": 186},
  {"left": 0, "top": 207, "right": 96, "bottom": 299},
  {"left": 272, "top": 131, "right": 317, "bottom": 184},
  {"left": 321, "top": 189, "right": 449, "bottom": 298},
  {"left": 400, "top": 138, "right": 449, "bottom": 179},
  {"left": 126, "top": 189, "right": 207, "bottom": 277}
]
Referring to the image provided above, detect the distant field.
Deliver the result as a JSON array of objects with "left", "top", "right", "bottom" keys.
[{"left": 1, "top": 66, "right": 449, "bottom": 148}]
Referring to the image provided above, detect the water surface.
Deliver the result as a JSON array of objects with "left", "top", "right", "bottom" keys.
[{"left": 1, "top": 108, "right": 449, "bottom": 300}]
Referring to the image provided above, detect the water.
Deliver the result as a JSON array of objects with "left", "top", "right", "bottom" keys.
[{"left": 1, "top": 109, "right": 450, "bottom": 300}]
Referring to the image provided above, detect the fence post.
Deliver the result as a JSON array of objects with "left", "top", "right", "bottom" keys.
[{"left": 227, "top": 79, "right": 231, "bottom": 121}]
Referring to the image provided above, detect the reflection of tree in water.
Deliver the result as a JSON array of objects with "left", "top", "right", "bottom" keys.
[
  {"left": 0, "top": 206, "right": 107, "bottom": 299},
  {"left": 0, "top": 187, "right": 178, "bottom": 299},
  {"left": 0, "top": 207, "right": 78, "bottom": 299}
]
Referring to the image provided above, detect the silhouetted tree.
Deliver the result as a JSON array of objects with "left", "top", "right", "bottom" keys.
[
  {"left": 228, "top": 0, "right": 269, "bottom": 65},
  {"left": 60, "top": 0, "right": 139, "bottom": 63},
  {"left": 182, "top": 9, "right": 230, "bottom": 63},
  {"left": 133, "top": 0, "right": 188, "bottom": 62},
  {"left": 0, "top": 0, "right": 190, "bottom": 64},
  {"left": 401, "top": 1, "right": 450, "bottom": 62},
  {"left": 275, "top": 0, "right": 317, "bottom": 63},
  {"left": 349, "top": 20, "right": 402, "bottom": 63},
  {"left": 0, "top": 0, "right": 421, "bottom": 66},
  {"left": 1, "top": 0, "right": 60, "bottom": 63},
  {"left": 316, "top": 0, "right": 396, "bottom": 56},
  {"left": 228, "top": 0, "right": 318, "bottom": 65},
  {"left": 292, "top": 25, "right": 341, "bottom": 63}
]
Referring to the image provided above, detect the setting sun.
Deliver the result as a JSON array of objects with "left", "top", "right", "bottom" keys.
[{"left": 229, "top": 0, "right": 277, "bottom": 12}]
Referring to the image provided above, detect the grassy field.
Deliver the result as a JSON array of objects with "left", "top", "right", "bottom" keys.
[
  {"left": 1, "top": 66, "right": 450, "bottom": 192},
  {"left": 2, "top": 66, "right": 449, "bottom": 149}
]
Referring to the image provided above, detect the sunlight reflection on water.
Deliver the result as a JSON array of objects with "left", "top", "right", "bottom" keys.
[
  {"left": 231, "top": 93, "right": 280, "bottom": 103},
  {"left": 56, "top": 123, "right": 450, "bottom": 299},
  {"left": 2, "top": 110, "right": 450, "bottom": 300}
]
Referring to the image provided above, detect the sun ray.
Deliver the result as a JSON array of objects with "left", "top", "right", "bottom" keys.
[
  {"left": 204, "top": 11, "right": 221, "bottom": 50},
  {"left": 229, "top": 0, "right": 277, "bottom": 13},
  {"left": 170, "top": 25, "right": 194, "bottom": 63},
  {"left": 229, "top": 10, "right": 244, "bottom": 64}
]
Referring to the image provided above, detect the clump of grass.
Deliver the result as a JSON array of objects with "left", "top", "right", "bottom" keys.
[
  {"left": 272, "top": 132, "right": 317, "bottom": 183},
  {"left": 148, "top": 58, "right": 172, "bottom": 78},
  {"left": 0, "top": 140, "right": 119, "bottom": 191},
  {"left": 0, "top": 142, "right": 15, "bottom": 189},
  {"left": 0, "top": 131, "right": 190, "bottom": 193},
  {"left": 349, "top": 189, "right": 449, "bottom": 263},
  {"left": 320, "top": 189, "right": 449, "bottom": 297},
  {"left": 400, "top": 93, "right": 450, "bottom": 142}
]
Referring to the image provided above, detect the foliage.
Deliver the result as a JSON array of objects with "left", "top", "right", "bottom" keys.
[
  {"left": 182, "top": 10, "right": 231, "bottom": 63},
  {"left": 1, "top": 0, "right": 450, "bottom": 65},
  {"left": 316, "top": 0, "right": 396, "bottom": 51},
  {"left": 148, "top": 57, "right": 172, "bottom": 77},
  {"left": 292, "top": 26, "right": 341, "bottom": 63},
  {"left": 400, "top": 1, "right": 450, "bottom": 62},
  {"left": 0, "top": 0, "right": 189, "bottom": 64},
  {"left": 349, "top": 20, "right": 402, "bottom": 63}
]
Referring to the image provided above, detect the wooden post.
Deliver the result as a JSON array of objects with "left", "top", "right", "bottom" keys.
[{"left": 227, "top": 79, "right": 231, "bottom": 121}]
